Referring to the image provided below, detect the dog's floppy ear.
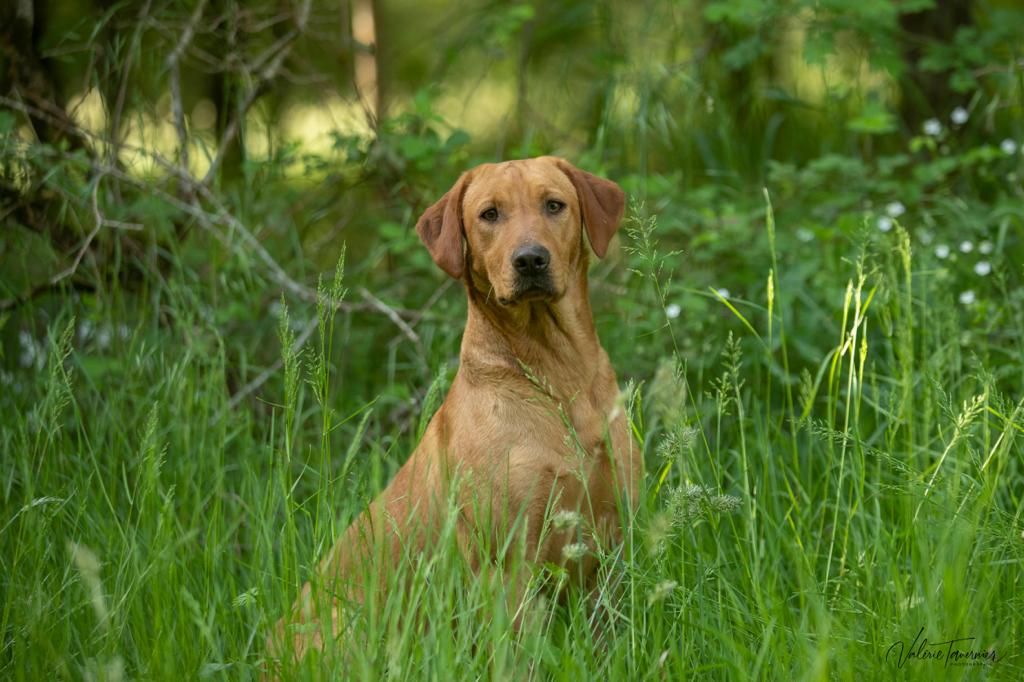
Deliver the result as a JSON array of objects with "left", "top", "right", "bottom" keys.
[
  {"left": 554, "top": 159, "right": 626, "bottom": 258},
  {"left": 415, "top": 172, "right": 471, "bottom": 279}
]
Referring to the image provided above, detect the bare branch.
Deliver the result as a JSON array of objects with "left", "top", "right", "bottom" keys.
[
  {"left": 109, "top": 0, "right": 154, "bottom": 172},
  {"left": 358, "top": 286, "right": 423, "bottom": 350},
  {"left": 201, "top": 0, "right": 312, "bottom": 186},
  {"left": 0, "top": 169, "right": 144, "bottom": 309},
  {"left": 0, "top": 71, "right": 430, "bottom": 352},
  {"left": 47, "top": 174, "right": 106, "bottom": 286},
  {"left": 166, "top": 0, "right": 207, "bottom": 182}
]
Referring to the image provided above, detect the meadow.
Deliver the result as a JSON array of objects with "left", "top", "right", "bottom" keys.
[{"left": 2, "top": 1, "right": 1023, "bottom": 679}]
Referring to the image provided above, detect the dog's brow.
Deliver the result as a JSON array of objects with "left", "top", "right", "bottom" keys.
[{"left": 497, "top": 162, "right": 523, "bottom": 179}]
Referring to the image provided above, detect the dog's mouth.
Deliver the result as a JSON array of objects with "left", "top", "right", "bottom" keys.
[{"left": 498, "top": 276, "right": 558, "bottom": 306}]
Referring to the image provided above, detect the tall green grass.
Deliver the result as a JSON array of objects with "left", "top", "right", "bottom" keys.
[{"left": 2, "top": 201, "right": 1022, "bottom": 681}]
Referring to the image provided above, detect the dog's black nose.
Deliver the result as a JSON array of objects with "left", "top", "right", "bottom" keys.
[{"left": 512, "top": 244, "right": 550, "bottom": 275}]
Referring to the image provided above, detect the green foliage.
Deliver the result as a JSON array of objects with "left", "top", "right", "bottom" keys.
[{"left": 2, "top": 0, "right": 1024, "bottom": 679}]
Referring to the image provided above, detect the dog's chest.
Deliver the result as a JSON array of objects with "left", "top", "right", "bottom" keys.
[{"left": 564, "top": 395, "right": 613, "bottom": 454}]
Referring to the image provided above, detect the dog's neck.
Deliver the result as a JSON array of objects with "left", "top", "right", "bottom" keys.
[{"left": 459, "top": 264, "right": 606, "bottom": 401}]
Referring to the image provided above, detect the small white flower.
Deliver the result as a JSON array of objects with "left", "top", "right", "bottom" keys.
[
  {"left": 665, "top": 303, "right": 681, "bottom": 319},
  {"left": 979, "top": 241, "right": 993, "bottom": 254},
  {"left": 960, "top": 240, "right": 974, "bottom": 253},
  {"left": 885, "top": 201, "right": 906, "bottom": 218},
  {"left": 18, "top": 330, "right": 41, "bottom": 368},
  {"left": 561, "top": 542, "right": 588, "bottom": 561},
  {"left": 959, "top": 290, "right": 976, "bottom": 305},
  {"left": 796, "top": 228, "right": 814, "bottom": 243},
  {"left": 877, "top": 216, "right": 893, "bottom": 232},
  {"left": 935, "top": 244, "right": 950, "bottom": 259},
  {"left": 715, "top": 288, "right": 730, "bottom": 300},
  {"left": 917, "top": 230, "right": 933, "bottom": 245},
  {"left": 1001, "top": 138, "right": 1018, "bottom": 155},
  {"left": 551, "top": 510, "right": 583, "bottom": 530},
  {"left": 96, "top": 327, "right": 112, "bottom": 350},
  {"left": 923, "top": 119, "right": 942, "bottom": 136},
  {"left": 974, "top": 261, "right": 991, "bottom": 276},
  {"left": 950, "top": 107, "right": 969, "bottom": 125}
]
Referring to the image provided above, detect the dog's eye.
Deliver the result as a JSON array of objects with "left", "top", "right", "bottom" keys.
[
  {"left": 480, "top": 207, "right": 499, "bottom": 222},
  {"left": 545, "top": 200, "right": 565, "bottom": 215}
]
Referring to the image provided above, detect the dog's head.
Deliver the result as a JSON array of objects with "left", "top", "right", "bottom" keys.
[{"left": 415, "top": 157, "right": 625, "bottom": 306}]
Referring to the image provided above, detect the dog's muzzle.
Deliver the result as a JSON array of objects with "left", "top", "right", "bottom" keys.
[{"left": 506, "top": 243, "right": 556, "bottom": 303}]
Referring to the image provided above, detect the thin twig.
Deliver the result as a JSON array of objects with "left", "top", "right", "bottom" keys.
[
  {"left": 48, "top": 173, "right": 106, "bottom": 285},
  {"left": 166, "top": 0, "right": 207, "bottom": 182},
  {"left": 42, "top": 172, "right": 143, "bottom": 288},
  {"left": 358, "top": 286, "right": 422, "bottom": 349},
  {"left": 109, "top": 0, "right": 154, "bottom": 175},
  {"left": 200, "top": 0, "right": 311, "bottom": 186},
  {"left": 403, "top": 279, "right": 455, "bottom": 330}
]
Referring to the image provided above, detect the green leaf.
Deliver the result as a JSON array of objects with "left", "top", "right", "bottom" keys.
[
  {"left": 0, "top": 111, "right": 16, "bottom": 135},
  {"left": 847, "top": 104, "right": 897, "bottom": 135}
]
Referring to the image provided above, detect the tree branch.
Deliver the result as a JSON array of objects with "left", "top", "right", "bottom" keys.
[
  {"left": 200, "top": 0, "right": 312, "bottom": 186},
  {"left": 165, "top": 0, "right": 207, "bottom": 183}
]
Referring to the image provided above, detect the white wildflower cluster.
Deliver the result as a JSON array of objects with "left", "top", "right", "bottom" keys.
[
  {"left": 18, "top": 330, "right": 46, "bottom": 369},
  {"left": 932, "top": 236, "right": 995, "bottom": 306},
  {"left": 561, "top": 542, "right": 588, "bottom": 561},
  {"left": 77, "top": 320, "right": 131, "bottom": 351},
  {"left": 551, "top": 510, "right": 583, "bottom": 531},
  {"left": 917, "top": 107, "right": 1016, "bottom": 308},
  {"left": 957, "top": 242, "right": 989, "bottom": 306},
  {"left": 877, "top": 201, "right": 906, "bottom": 233}
]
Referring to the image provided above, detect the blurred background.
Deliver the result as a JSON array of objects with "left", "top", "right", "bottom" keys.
[{"left": 1, "top": 0, "right": 1022, "bottom": 442}]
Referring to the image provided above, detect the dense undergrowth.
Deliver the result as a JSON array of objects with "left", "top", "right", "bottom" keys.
[{"left": 3, "top": 1, "right": 1024, "bottom": 679}]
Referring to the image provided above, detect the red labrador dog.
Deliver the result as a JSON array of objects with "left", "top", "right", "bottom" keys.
[{"left": 270, "top": 156, "right": 641, "bottom": 663}]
